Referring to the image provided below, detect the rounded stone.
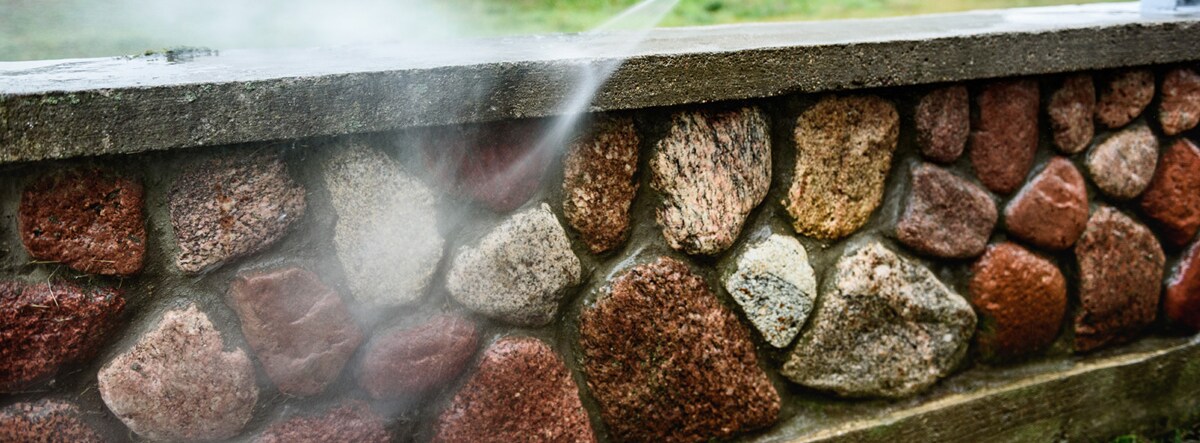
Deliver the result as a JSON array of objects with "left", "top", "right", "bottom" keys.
[
  {"left": 423, "top": 119, "right": 551, "bottom": 212},
  {"left": 357, "top": 314, "right": 479, "bottom": 399},
  {"left": 1166, "top": 240, "right": 1200, "bottom": 331},
  {"left": 1096, "top": 69, "right": 1155, "bottom": 129},
  {"left": 562, "top": 116, "right": 640, "bottom": 254},
  {"left": 447, "top": 203, "right": 581, "bottom": 326},
  {"left": 1048, "top": 74, "right": 1096, "bottom": 154},
  {"left": 969, "top": 242, "right": 1068, "bottom": 361},
  {"left": 1073, "top": 207, "right": 1164, "bottom": 352},
  {"left": 1086, "top": 124, "right": 1160, "bottom": 200},
  {"left": 0, "top": 281, "right": 125, "bottom": 392},
  {"left": 228, "top": 267, "right": 364, "bottom": 397},
  {"left": 787, "top": 95, "right": 899, "bottom": 240},
  {"left": 969, "top": 79, "right": 1039, "bottom": 195},
  {"left": 1139, "top": 138, "right": 1200, "bottom": 246},
  {"left": 724, "top": 234, "right": 818, "bottom": 348},
  {"left": 433, "top": 337, "right": 594, "bottom": 443},
  {"left": 98, "top": 304, "right": 258, "bottom": 441},
  {"left": 651, "top": 106, "right": 771, "bottom": 255},
  {"left": 1004, "top": 157, "right": 1089, "bottom": 251},
  {"left": 896, "top": 163, "right": 998, "bottom": 259},
  {"left": 915, "top": 85, "right": 969, "bottom": 163},
  {"left": 1160, "top": 67, "right": 1200, "bottom": 136},
  {"left": 580, "top": 257, "right": 780, "bottom": 442},
  {"left": 782, "top": 241, "right": 977, "bottom": 398},
  {"left": 0, "top": 400, "right": 102, "bottom": 442},
  {"left": 257, "top": 401, "right": 389, "bottom": 443},
  {"left": 18, "top": 168, "right": 145, "bottom": 276}
]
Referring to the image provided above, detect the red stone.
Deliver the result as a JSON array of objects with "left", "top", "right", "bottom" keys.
[
  {"left": 357, "top": 314, "right": 479, "bottom": 399},
  {"left": 897, "top": 163, "right": 998, "bottom": 258},
  {"left": 257, "top": 401, "right": 389, "bottom": 443},
  {"left": 423, "top": 120, "right": 551, "bottom": 212},
  {"left": 1160, "top": 67, "right": 1200, "bottom": 136},
  {"left": 1004, "top": 157, "right": 1089, "bottom": 251},
  {"left": 1073, "top": 207, "right": 1164, "bottom": 352},
  {"left": 18, "top": 168, "right": 145, "bottom": 276},
  {"left": 915, "top": 85, "right": 969, "bottom": 163},
  {"left": 434, "top": 337, "right": 594, "bottom": 443},
  {"left": 969, "top": 243, "right": 1067, "bottom": 361},
  {"left": 1096, "top": 69, "right": 1155, "bottom": 129},
  {"left": 970, "top": 79, "right": 1039, "bottom": 194},
  {"left": 1048, "top": 74, "right": 1095, "bottom": 154},
  {"left": 562, "top": 116, "right": 640, "bottom": 253},
  {"left": 1166, "top": 241, "right": 1200, "bottom": 331},
  {"left": 0, "top": 400, "right": 102, "bottom": 442},
  {"left": 1140, "top": 138, "right": 1200, "bottom": 246},
  {"left": 0, "top": 281, "right": 124, "bottom": 392},
  {"left": 228, "top": 267, "right": 364, "bottom": 396}
]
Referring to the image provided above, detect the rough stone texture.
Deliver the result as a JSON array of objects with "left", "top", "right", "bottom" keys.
[
  {"left": 323, "top": 141, "right": 444, "bottom": 307},
  {"left": 98, "top": 304, "right": 258, "bottom": 441},
  {"left": 169, "top": 152, "right": 306, "bottom": 273},
  {"left": 970, "top": 79, "right": 1039, "bottom": 195},
  {"left": 1160, "top": 67, "right": 1200, "bottom": 136},
  {"left": 580, "top": 257, "right": 780, "bottom": 442},
  {"left": 1004, "top": 157, "right": 1089, "bottom": 251},
  {"left": 1086, "top": 124, "right": 1159, "bottom": 200},
  {"left": 724, "top": 234, "right": 818, "bottom": 348},
  {"left": 433, "top": 337, "right": 594, "bottom": 443},
  {"left": 1074, "top": 207, "right": 1164, "bottom": 352},
  {"left": 562, "top": 116, "right": 640, "bottom": 253},
  {"left": 423, "top": 120, "right": 550, "bottom": 212},
  {"left": 915, "top": 85, "right": 969, "bottom": 163},
  {"left": 1048, "top": 74, "right": 1096, "bottom": 154},
  {"left": 968, "top": 242, "right": 1068, "bottom": 361},
  {"left": 228, "top": 267, "right": 364, "bottom": 397},
  {"left": 1139, "top": 138, "right": 1200, "bottom": 246},
  {"left": 357, "top": 314, "right": 479, "bottom": 399},
  {"left": 788, "top": 95, "right": 899, "bottom": 240},
  {"left": 18, "top": 168, "right": 145, "bottom": 276},
  {"left": 446, "top": 204, "right": 581, "bottom": 326},
  {"left": 1096, "top": 69, "right": 1155, "bottom": 129},
  {"left": 782, "top": 241, "right": 977, "bottom": 398},
  {"left": 896, "top": 163, "right": 997, "bottom": 259},
  {"left": 0, "top": 281, "right": 124, "bottom": 392},
  {"left": 650, "top": 107, "right": 771, "bottom": 255},
  {"left": 257, "top": 401, "right": 389, "bottom": 443},
  {"left": 0, "top": 400, "right": 102, "bottom": 442},
  {"left": 1166, "top": 241, "right": 1200, "bottom": 331}
]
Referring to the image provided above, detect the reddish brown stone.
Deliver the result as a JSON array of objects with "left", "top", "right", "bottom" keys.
[
  {"left": 970, "top": 79, "right": 1039, "bottom": 194},
  {"left": 257, "top": 401, "right": 389, "bottom": 443},
  {"left": 1140, "top": 139, "right": 1200, "bottom": 246},
  {"left": 228, "top": 267, "right": 364, "bottom": 396},
  {"left": 1096, "top": 69, "right": 1155, "bottom": 129},
  {"left": 915, "top": 85, "right": 969, "bottom": 163},
  {"left": 1048, "top": 74, "right": 1096, "bottom": 154},
  {"left": 969, "top": 243, "right": 1067, "bottom": 361},
  {"left": 423, "top": 120, "right": 551, "bottom": 212},
  {"left": 897, "top": 163, "right": 998, "bottom": 258},
  {"left": 1166, "top": 241, "right": 1200, "bottom": 331},
  {"left": 1160, "top": 68, "right": 1200, "bottom": 136},
  {"left": 434, "top": 337, "right": 594, "bottom": 443},
  {"left": 0, "top": 400, "right": 102, "bottom": 442},
  {"left": 562, "top": 116, "right": 640, "bottom": 253},
  {"left": 1004, "top": 158, "right": 1089, "bottom": 251},
  {"left": 1074, "top": 207, "right": 1164, "bottom": 352},
  {"left": 579, "top": 257, "right": 780, "bottom": 442},
  {"left": 357, "top": 314, "right": 479, "bottom": 399},
  {"left": 18, "top": 168, "right": 145, "bottom": 276},
  {"left": 0, "top": 281, "right": 124, "bottom": 392}
]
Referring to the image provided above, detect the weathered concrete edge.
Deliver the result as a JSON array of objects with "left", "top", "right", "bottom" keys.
[{"left": 787, "top": 337, "right": 1200, "bottom": 443}]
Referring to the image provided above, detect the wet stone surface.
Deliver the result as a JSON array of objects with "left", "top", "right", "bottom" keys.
[
  {"left": 787, "top": 95, "right": 899, "bottom": 240},
  {"left": 562, "top": 116, "right": 640, "bottom": 254},
  {"left": 1160, "top": 67, "right": 1200, "bottom": 136},
  {"left": 433, "top": 337, "right": 594, "bottom": 443},
  {"left": 1004, "top": 157, "right": 1089, "bottom": 251},
  {"left": 783, "top": 241, "right": 976, "bottom": 398},
  {"left": 256, "top": 401, "right": 389, "bottom": 443},
  {"left": 0, "top": 400, "right": 102, "bottom": 442},
  {"left": 1048, "top": 74, "right": 1096, "bottom": 154},
  {"left": 1166, "top": 241, "right": 1200, "bottom": 331},
  {"left": 228, "top": 267, "right": 364, "bottom": 397},
  {"left": 423, "top": 120, "right": 551, "bottom": 213},
  {"left": 98, "top": 304, "right": 258, "bottom": 441},
  {"left": 1096, "top": 69, "right": 1155, "bottom": 129},
  {"left": 915, "top": 85, "right": 969, "bottom": 163},
  {"left": 0, "top": 281, "right": 124, "bottom": 392},
  {"left": 447, "top": 203, "right": 581, "bottom": 326},
  {"left": 724, "top": 234, "right": 818, "bottom": 348},
  {"left": 1086, "top": 124, "right": 1160, "bottom": 200},
  {"left": 896, "top": 163, "right": 997, "bottom": 259},
  {"left": 970, "top": 79, "right": 1039, "bottom": 195},
  {"left": 357, "top": 314, "right": 479, "bottom": 399},
  {"left": 18, "top": 168, "right": 145, "bottom": 276},
  {"left": 580, "top": 257, "right": 780, "bottom": 442},
  {"left": 651, "top": 106, "right": 771, "bottom": 255},
  {"left": 1073, "top": 207, "right": 1164, "bottom": 352},
  {"left": 170, "top": 152, "right": 306, "bottom": 273},
  {"left": 969, "top": 242, "right": 1068, "bottom": 361},
  {"left": 1139, "top": 138, "right": 1200, "bottom": 246}
]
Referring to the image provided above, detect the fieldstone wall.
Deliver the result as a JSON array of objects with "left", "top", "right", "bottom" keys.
[{"left": 1, "top": 62, "right": 1199, "bottom": 442}]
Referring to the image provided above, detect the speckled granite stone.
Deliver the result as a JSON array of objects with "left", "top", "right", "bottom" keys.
[{"left": 562, "top": 116, "right": 640, "bottom": 254}]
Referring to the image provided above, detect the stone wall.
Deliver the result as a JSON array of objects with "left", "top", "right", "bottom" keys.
[{"left": 2, "top": 60, "right": 1200, "bottom": 442}]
